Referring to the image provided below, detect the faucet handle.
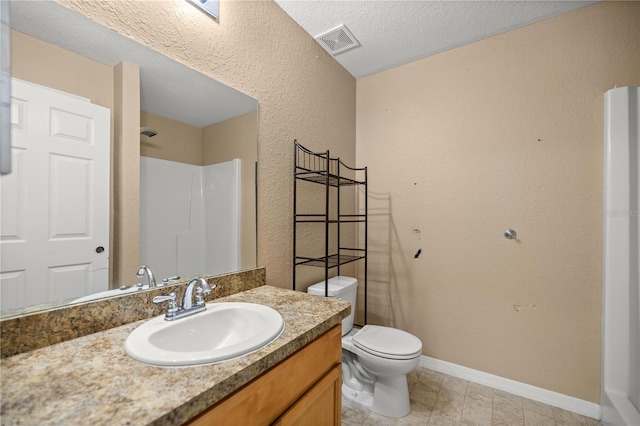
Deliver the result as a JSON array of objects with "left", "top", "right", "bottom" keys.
[
  {"left": 153, "top": 292, "right": 178, "bottom": 319},
  {"left": 194, "top": 282, "right": 217, "bottom": 306},
  {"left": 195, "top": 287, "right": 205, "bottom": 306},
  {"left": 202, "top": 282, "right": 216, "bottom": 296}
]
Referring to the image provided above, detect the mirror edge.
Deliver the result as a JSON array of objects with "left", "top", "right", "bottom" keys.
[{"left": 0, "top": 266, "right": 266, "bottom": 358}]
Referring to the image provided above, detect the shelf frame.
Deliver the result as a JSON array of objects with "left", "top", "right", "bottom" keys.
[{"left": 292, "top": 140, "right": 368, "bottom": 325}]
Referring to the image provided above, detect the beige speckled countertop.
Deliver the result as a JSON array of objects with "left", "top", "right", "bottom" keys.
[{"left": 0, "top": 286, "right": 350, "bottom": 426}]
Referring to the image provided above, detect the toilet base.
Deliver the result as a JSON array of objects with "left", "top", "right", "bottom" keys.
[{"left": 342, "top": 374, "right": 411, "bottom": 418}]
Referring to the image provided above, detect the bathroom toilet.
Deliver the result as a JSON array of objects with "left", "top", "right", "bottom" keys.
[{"left": 307, "top": 276, "right": 422, "bottom": 418}]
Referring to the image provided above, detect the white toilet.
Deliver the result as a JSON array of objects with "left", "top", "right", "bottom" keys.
[{"left": 307, "top": 276, "right": 422, "bottom": 418}]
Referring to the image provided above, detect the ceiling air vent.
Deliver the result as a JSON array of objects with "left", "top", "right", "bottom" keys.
[{"left": 315, "top": 24, "right": 360, "bottom": 56}]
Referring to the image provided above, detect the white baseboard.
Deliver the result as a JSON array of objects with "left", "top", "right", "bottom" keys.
[{"left": 419, "top": 355, "right": 601, "bottom": 420}]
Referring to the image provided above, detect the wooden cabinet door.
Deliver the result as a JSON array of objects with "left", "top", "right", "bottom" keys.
[
  {"left": 185, "top": 326, "right": 341, "bottom": 426},
  {"left": 274, "top": 365, "right": 341, "bottom": 426}
]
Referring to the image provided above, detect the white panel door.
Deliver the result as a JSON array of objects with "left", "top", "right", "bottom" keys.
[{"left": 0, "top": 79, "right": 110, "bottom": 310}]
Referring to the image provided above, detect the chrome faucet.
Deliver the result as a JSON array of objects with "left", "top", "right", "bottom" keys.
[
  {"left": 154, "top": 277, "right": 216, "bottom": 321},
  {"left": 136, "top": 265, "right": 157, "bottom": 288},
  {"left": 183, "top": 277, "right": 214, "bottom": 310}
]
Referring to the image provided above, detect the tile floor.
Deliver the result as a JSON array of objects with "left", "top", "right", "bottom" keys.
[{"left": 342, "top": 367, "right": 602, "bottom": 426}]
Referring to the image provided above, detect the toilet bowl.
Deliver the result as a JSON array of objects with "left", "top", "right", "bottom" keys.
[{"left": 307, "top": 277, "right": 422, "bottom": 418}]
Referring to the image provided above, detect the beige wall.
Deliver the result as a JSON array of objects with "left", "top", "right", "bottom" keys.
[
  {"left": 11, "top": 29, "right": 113, "bottom": 109},
  {"left": 356, "top": 1, "right": 640, "bottom": 402},
  {"left": 203, "top": 111, "right": 258, "bottom": 269},
  {"left": 112, "top": 62, "right": 141, "bottom": 287},
  {"left": 140, "top": 111, "right": 203, "bottom": 166},
  {"left": 202, "top": 111, "right": 257, "bottom": 165},
  {"left": 62, "top": 0, "right": 357, "bottom": 289}
]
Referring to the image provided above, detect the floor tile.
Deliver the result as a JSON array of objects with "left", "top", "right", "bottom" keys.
[
  {"left": 427, "top": 381, "right": 467, "bottom": 425},
  {"left": 363, "top": 412, "right": 397, "bottom": 426},
  {"left": 411, "top": 373, "right": 441, "bottom": 407},
  {"left": 552, "top": 406, "right": 599, "bottom": 426},
  {"left": 492, "top": 414, "right": 526, "bottom": 426},
  {"left": 407, "top": 367, "right": 424, "bottom": 394},
  {"left": 343, "top": 397, "right": 372, "bottom": 426},
  {"left": 396, "top": 400, "right": 433, "bottom": 425},
  {"left": 524, "top": 410, "right": 557, "bottom": 426},
  {"left": 420, "top": 369, "right": 446, "bottom": 385},
  {"left": 493, "top": 389, "right": 524, "bottom": 425},
  {"left": 441, "top": 375, "right": 470, "bottom": 397},
  {"left": 522, "top": 398, "right": 554, "bottom": 418},
  {"left": 461, "top": 418, "right": 494, "bottom": 426},
  {"left": 341, "top": 368, "right": 602, "bottom": 426},
  {"left": 461, "top": 384, "right": 493, "bottom": 426},
  {"left": 466, "top": 382, "right": 494, "bottom": 403}
]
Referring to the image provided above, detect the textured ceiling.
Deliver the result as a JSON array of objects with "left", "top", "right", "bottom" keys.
[
  {"left": 274, "top": 0, "right": 596, "bottom": 78},
  {"left": 10, "top": 1, "right": 257, "bottom": 127}
]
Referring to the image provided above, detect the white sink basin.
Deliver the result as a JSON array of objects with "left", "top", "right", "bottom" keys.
[
  {"left": 71, "top": 284, "right": 148, "bottom": 304},
  {"left": 125, "top": 302, "right": 284, "bottom": 366}
]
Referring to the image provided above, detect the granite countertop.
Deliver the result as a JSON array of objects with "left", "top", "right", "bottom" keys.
[{"left": 0, "top": 286, "right": 350, "bottom": 425}]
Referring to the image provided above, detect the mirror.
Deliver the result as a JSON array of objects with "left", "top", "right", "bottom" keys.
[{"left": 1, "top": 1, "right": 258, "bottom": 316}]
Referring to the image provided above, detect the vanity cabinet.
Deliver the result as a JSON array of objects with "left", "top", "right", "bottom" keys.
[{"left": 186, "top": 325, "right": 342, "bottom": 426}]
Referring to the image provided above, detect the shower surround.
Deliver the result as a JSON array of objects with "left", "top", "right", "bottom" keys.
[
  {"left": 140, "top": 157, "right": 241, "bottom": 281},
  {"left": 602, "top": 86, "right": 640, "bottom": 426}
]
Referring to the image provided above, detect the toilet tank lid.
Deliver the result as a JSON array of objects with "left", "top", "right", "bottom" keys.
[
  {"left": 307, "top": 276, "right": 357, "bottom": 297},
  {"left": 353, "top": 325, "right": 422, "bottom": 357}
]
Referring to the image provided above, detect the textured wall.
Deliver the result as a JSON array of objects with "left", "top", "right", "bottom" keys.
[
  {"left": 356, "top": 1, "right": 640, "bottom": 402},
  {"left": 60, "top": 0, "right": 356, "bottom": 289}
]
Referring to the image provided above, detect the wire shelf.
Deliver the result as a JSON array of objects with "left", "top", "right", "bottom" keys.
[
  {"left": 295, "top": 254, "right": 365, "bottom": 268},
  {"left": 293, "top": 141, "right": 366, "bottom": 187},
  {"left": 292, "top": 139, "right": 368, "bottom": 325},
  {"left": 295, "top": 169, "right": 363, "bottom": 187}
]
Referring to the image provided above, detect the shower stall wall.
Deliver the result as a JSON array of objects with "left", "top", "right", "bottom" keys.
[
  {"left": 602, "top": 86, "right": 640, "bottom": 426},
  {"left": 140, "top": 157, "right": 241, "bottom": 281}
]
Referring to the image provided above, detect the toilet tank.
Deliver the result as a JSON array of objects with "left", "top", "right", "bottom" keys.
[{"left": 307, "top": 276, "right": 357, "bottom": 336}]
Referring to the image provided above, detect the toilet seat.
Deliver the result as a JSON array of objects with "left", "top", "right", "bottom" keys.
[{"left": 353, "top": 325, "right": 422, "bottom": 360}]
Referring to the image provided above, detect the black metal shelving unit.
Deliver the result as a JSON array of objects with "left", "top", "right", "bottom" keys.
[{"left": 293, "top": 140, "right": 368, "bottom": 325}]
